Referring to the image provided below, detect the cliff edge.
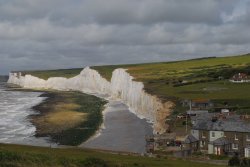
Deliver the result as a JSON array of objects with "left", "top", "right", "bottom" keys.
[{"left": 8, "top": 67, "right": 174, "bottom": 134}]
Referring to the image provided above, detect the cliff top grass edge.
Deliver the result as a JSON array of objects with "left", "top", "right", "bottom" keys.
[{"left": 11, "top": 53, "right": 250, "bottom": 103}]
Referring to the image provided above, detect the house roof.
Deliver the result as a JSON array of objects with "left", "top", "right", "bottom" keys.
[
  {"left": 191, "top": 113, "right": 241, "bottom": 123},
  {"left": 187, "top": 110, "right": 208, "bottom": 115},
  {"left": 192, "top": 98, "right": 211, "bottom": 103},
  {"left": 192, "top": 116, "right": 250, "bottom": 133},
  {"left": 231, "top": 73, "right": 249, "bottom": 80},
  {"left": 210, "top": 137, "right": 231, "bottom": 146},
  {"left": 183, "top": 134, "right": 199, "bottom": 144},
  {"left": 154, "top": 133, "right": 176, "bottom": 140}
]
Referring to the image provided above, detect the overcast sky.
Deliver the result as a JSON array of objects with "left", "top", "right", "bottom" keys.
[{"left": 0, "top": 0, "right": 250, "bottom": 74}]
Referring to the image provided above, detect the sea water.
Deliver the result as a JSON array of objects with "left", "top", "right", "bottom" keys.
[
  {"left": 0, "top": 79, "right": 53, "bottom": 146},
  {"left": 0, "top": 77, "right": 153, "bottom": 151}
]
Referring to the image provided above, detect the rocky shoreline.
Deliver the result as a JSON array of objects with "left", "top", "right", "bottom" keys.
[{"left": 29, "top": 91, "right": 107, "bottom": 146}]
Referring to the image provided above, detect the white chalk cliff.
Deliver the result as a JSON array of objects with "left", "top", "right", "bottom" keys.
[{"left": 8, "top": 67, "right": 174, "bottom": 134}]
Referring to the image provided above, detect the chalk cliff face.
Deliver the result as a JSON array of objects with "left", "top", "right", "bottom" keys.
[
  {"left": 111, "top": 69, "right": 174, "bottom": 134},
  {"left": 8, "top": 67, "right": 111, "bottom": 94},
  {"left": 8, "top": 67, "right": 174, "bottom": 134}
]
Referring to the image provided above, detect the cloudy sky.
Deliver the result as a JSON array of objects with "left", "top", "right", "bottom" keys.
[{"left": 0, "top": 0, "right": 250, "bottom": 74}]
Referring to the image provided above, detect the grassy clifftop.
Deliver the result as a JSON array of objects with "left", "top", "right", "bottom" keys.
[
  {"left": 92, "top": 54, "right": 250, "bottom": 101},
  {"left": 0, "top": 144, "right": 226, "bottom": 167},
  {"left": 18, "top": 54, "right": 250, "bottom": 112},
  {"left": 92, "top": 54, "right": 250, "bottom": 81},
  {"left": 92, "top": 54, "right": 250, "bottom": 118},
  {"left": 17, "top": 68, "right": 83, "bottom": 80}
]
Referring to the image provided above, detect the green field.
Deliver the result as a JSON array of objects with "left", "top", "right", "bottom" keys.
[
  {"left": 91, "top": 54, "right": 250, "bottom": 81},
  {"left": 92, "top": 54, "right": 250, "bottom": 113},
  {"left": 0, "top": 144, "right": 226, "bottom": 167},
  {"left": 17, "top": 68, "right": 83, "bottom": 80}
]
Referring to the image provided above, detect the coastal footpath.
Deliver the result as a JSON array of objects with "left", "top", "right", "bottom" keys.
[{"left": 8, "top": 67, "right": 174, "bottom": 134}]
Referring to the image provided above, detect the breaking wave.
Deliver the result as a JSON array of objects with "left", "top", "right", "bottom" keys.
[{"left": 0, "top": 82, "right": 53, "bottom": 146}]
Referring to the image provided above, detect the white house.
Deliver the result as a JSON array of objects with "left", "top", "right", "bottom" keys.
[{"left": 229, "top": 73, "right": 250, "bottom": 83}]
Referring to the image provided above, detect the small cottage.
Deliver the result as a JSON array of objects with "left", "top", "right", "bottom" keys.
[
  {"left": 181, "top": 134, "right": 199, "bottom": 152},
  {"left": 187, "top": 110, "right": 208, "bottom": 117},
  {"left": 230, "top": 73, "right": 250, "bottom": 83},
  {"left": 191, "top": 99, "right": 213, "bottom": 110},
  {"left": 145, "top": 133, "right": 177, "bottom": 152}
]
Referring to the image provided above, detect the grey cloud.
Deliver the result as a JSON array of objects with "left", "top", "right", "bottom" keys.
[
  {"left": 0, "top": 0, "right": 249, "bottom": 75},
  {"left": 0, "top": 0, "right": 237, "bottom": 25},
  {"left": 49, "top": 0, "right": 231, "bottom": 25},
  {"left": 238, "top": 1, "right": 250, "bottom": 25}
]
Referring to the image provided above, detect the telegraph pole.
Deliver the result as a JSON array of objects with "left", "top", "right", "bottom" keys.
[
  {"left": 186, "top": 100, "right": 192, "bottom": 134},
  {"left": 186, "top": 112, "right": 188, "bottom": 134}
]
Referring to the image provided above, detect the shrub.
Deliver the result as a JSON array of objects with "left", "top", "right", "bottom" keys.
[
  {"left": 0, "top": 151, "right": 22, "bottom": 161},
  {"left": 83, "top": 157, "right": 108, "bottom": 167},
  {"left": 59, "top": 157, "right": 71, "bottom": 166},
  {"left": 208, "top": 154, "right": 228, "bottom": 160},
  {"left": 240, "top": 158, "right": 250, "bottom": 167},
  {"left": 228, "top": 156, "right": 240, "bottom": 166}
]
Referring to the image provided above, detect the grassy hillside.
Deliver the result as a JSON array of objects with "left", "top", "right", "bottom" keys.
[
  {"left": 0, "top": 144, "right": 226, "bottom": 167},
  {"left": 92, "top": 54, "right": 250, "bottom": 81},
  {"left": 18, "top": 68, "right": 83, "bottom": 80},
  {"left": 92, "top": 54, "right": 250, "bottom": 109},
  {"left": 20, "top": 54, "right": 250, "bottom": 112}
]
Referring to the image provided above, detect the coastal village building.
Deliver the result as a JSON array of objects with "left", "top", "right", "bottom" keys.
[
  {"left": 149, "top": 112, "right": 250, "bottom": 158},
  {"left": 181, "top": 134, "right": 199, "bottom": 152},
  {"left": 146, "top": 133, "right": 177, "bottom": 152},
  {"left": 229, "top": 73, "right": 250, "bottom": 83},
  {"left": 191, "top": 99, "right": 213, "bottom": 110},
  {"left": 181, "top": 99, "right": 213, "bottom": 110},
  {"left": 148, "top": 97, "right": 250, "bottom": 158},
  {"left": 187, "top": 110, "right": 208, "bottom": 117},
  {"left": 191, "top": 113, "right": 250, "bottom": 157}
]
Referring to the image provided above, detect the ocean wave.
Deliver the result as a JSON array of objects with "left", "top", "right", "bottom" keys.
[{"left": 0, "top": 82, "right": 50, "bottom": 146}]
